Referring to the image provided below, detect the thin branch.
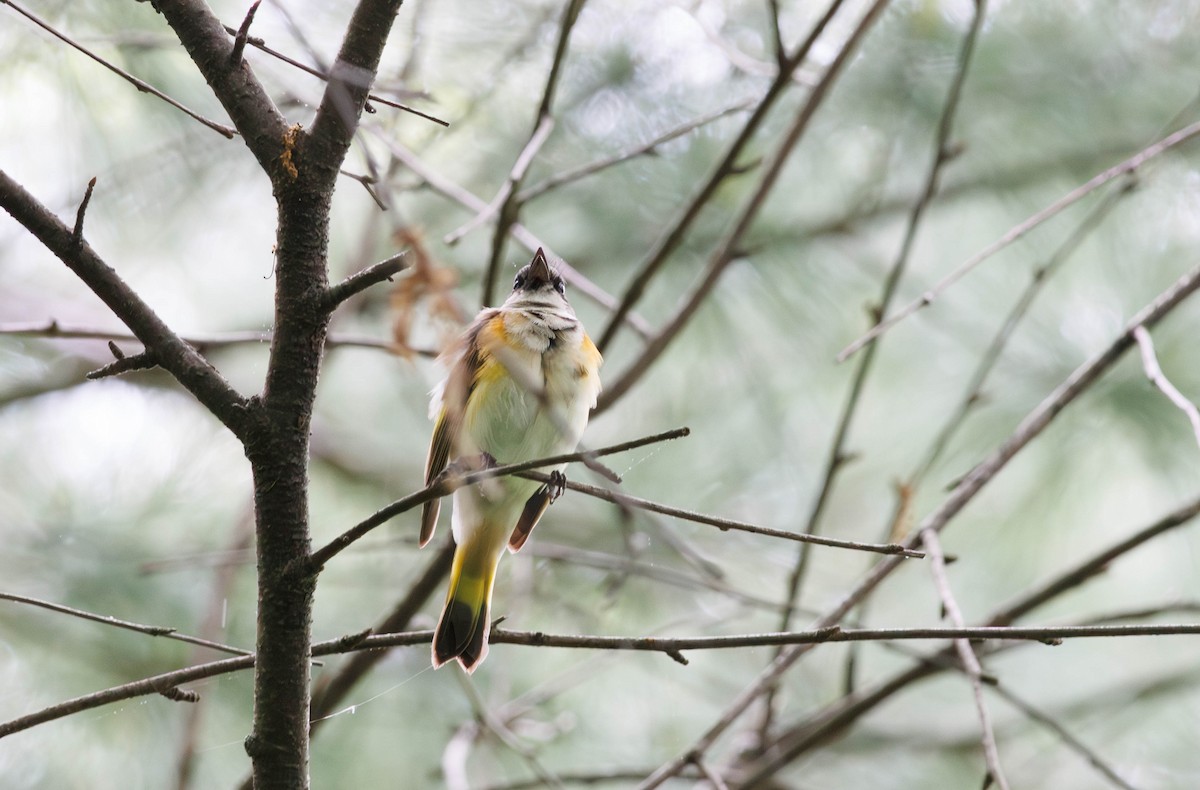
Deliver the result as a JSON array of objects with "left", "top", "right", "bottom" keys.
[
  {"left": 519, "top": 470, "right": 926, "bottom": 559},
  {"left": 594, "top": 0, "right": 854, "bottom": 354},
  {"left": 482, "top": 0, "right": 587, "bottom": 306},
  {"left": 638, "top": 261, "right": 1200, "bottom": 789},
  {"left": 323, "top": 250, "right": 409, "bottom": 310},
  {"left": 444, "top": 115, "right": 554, "bottom": 246},
  {"left": 0, "top": 172, "right": 252, "bottom": 438},
  {"left": 908, "top": 182, "right": 1132, "bottom": 490},
  {"left": 9, "top": 621, "right": 1200, "bottom": 739},
  {"left": 86, "top": 349, "right": 157, "bottom": 379},
  {"left": 1133, "top": 325, "right": 1200, "bottom": 450},
  {"left": 596, "top": 0, "right": 891, "bottom": 413},
  {"left": 839, "top": 117, "right": 1200, "bottom": 362},
  {"left": 838, "top": 179, "right": 1134, "bottom": 698},
  {"left": 374, "top": 133, "right": 653, "bottom": 336},
  {"left": 0, "top": 591, "right": 252, "bottom": 657},
  {"left": 2, "top": 0, "right": 237, "bottom": 138},
  {"left": 0, "top": 321, "right": 434, "bottom": 357},
  {"left": 517, "top": 99, "right": 755, "bottom": 203},
  {"left": 218, "top": 22, "right": 448, "bottom": 126},
  {"left": 921, "top": 528, "right": 1010, "bottom": 790},
  {"left": 988, "top": 683, "right": 1138, "bottom": 790},
  {"left": 308, "top": 427, "right": 691, "bottom": 570}
]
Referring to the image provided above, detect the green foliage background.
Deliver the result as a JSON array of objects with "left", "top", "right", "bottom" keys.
[{"left": 3, "top": 0, "right": 1200, "bottom": 787}]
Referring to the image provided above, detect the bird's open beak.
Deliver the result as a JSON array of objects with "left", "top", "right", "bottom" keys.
[{"left": 526, "top": 248, "right": 553, "bottom": 288}]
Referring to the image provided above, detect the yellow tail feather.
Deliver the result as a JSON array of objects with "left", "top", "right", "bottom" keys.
[{"left": 433, "top": 538, "right": 501, "bottom": 672}]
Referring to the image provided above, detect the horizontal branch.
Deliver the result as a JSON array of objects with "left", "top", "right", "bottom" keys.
[
  {"left": 519, "top": 471, "right": 925, "bottom": 559},
  {"left": 307, "top": 427, "right": 691, "bottom": 569},
  {"left": 6, "top": 621, "right": 1199, "bottom": 739},
  {"left": 0, "top": 320, "right": 434, "bottom": 357}
]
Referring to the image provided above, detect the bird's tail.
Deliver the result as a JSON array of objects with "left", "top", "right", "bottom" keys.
[{"left": 432, "top": 535, "right": 502, "bottom": 672}]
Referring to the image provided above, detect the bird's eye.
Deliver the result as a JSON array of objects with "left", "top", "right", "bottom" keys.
[
  {"left": 514, "top": 274, "right": 526, "bottom": 290},
  {"left": 553, "top": 278, "right": 565, "bottom": 295}
]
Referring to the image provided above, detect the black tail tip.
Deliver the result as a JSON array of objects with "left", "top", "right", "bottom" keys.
[{"left": 433, "top": 598, "right": 489, "bottom": 672}]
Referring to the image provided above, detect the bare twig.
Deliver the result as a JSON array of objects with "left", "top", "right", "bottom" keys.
[
  {"left": 769, "top": 0, "right": 987, "bottom": 699},
  {"left": 71, "top": 177, "right": 97, "bottom": 247},
  {"left": 988, "top": 683, "right": 1138, "bottom": 790},
  {"left": 86, "top": 350, "right": 158, "bottom": 379},
  {"left": 519, "top": 470, "right": 926, "bottom": 558},
  {"left": 444, "top": 115, "right": 554, "bottom": 246},
  {"left": 739, "top": 494, "right": 1200, "bottom": 785},
  {"left": 1133, "top": 325, "right": 1200, "bottom": 450},
  {"left": 517, "top": 100, "right": 756, "bottom": 202},
  {"left": 0, "top": 591, "right": 252, "bottom": 657},
  {"left": 228, "top": 0, "right": 261, "bottom": 65},
  {"left": 921, "top": 528, "right": 1010, "bottom": 790},
  {"left": 323, "top": 250, "right": 409, "bottom": 309},
  {"left": 839, "top": 117, "right": 1200, "bottom": 361},
  {"left": 2, "top": 0, "right": 236, "bottom": 138},
  {"left": 217, "top": 22, "right": 447, "bottom": 126}
]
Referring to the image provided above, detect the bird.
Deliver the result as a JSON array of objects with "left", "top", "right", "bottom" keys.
[{"left": 420, "top": 248, "right": 602, "bottom": 672}]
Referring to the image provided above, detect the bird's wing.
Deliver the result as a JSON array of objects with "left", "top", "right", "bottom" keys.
[{"left": 420, "top": 311, "right": 497, "bottom": 546}]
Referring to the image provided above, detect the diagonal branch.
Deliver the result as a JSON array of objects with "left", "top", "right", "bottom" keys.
[
  {"left": 839, "top": 117, "right": 1200, "bottom": 361},
  {"left": 740, "top": 494, "right": 1200, "bottom": 785},
  {"left": 2, "top": 0, "right": 236, "bottom": 138},
  {"left": 594, "top": 0, "right": 854, "bottom": 354},
  {"left": 0, "top": 171, "right": 252, "bottom": 438},
  {"left": 921, "top": 528, "right": 1010, "bottom": 790},
  {"left": 0, "top": 591, "right": 251, "bottom": 657},
  {"left": 307, "top": 0, "right": 407, "bottom": 180},
  {"left": 481, "top": 0, "right": 587, "bottom": 307},
  {"left": 596, "top": 0, "right": 892, "bottom": 413},
  {"left": 1133, "top": 325, "right": 1200, "bottom": 450}
]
